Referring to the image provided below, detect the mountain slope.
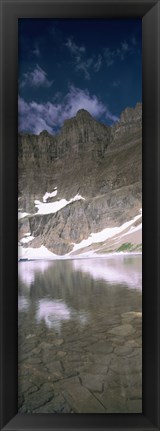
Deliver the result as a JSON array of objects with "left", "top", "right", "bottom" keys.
[{"left": 18, "top": 103, "right": 142, "bottom": 257}]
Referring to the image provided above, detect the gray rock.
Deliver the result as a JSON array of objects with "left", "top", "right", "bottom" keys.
[
  {"left": 85, "top": 341, "right": 113, "bottom": 354},
  {"left": 127, "top": 399, "right": 142, "bottom": 413},
  {"left": 81, "top": 373, "right": 104, "bottom": 392},
  {"left": 18, "top": 104, "right": 142, "bottom": 254},
  {"left": 62, "top": 381, "right": 106, "bottom": 413},
  {"left": 108, "top": 324, "right": 135, "bottom": 337},
  {"left": 96, "top": 388, "right": 128, "bottom": 413},
  {"left": 23, "top": 382, "right": 54, "bottom": 410}
]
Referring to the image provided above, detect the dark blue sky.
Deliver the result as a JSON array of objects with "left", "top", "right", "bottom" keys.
[{"left": 18, "top": 18, "right": 142, "bottom": 135}]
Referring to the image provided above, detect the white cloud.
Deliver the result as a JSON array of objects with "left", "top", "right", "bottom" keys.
[
  {"left": 94, "top": 54, "right": 102, "bottom": 72},
  {"left": 64, "top": 86, "right": 106, "bottom": 118},
  {"left": 65, "top": 37, "right": 92, "bottom": 80},
  {"left": 18, "top": 86, "right": 118, "bottom": 134},
  {"left": 112, "top": 79, "right": 121, "bottom": 88},
  {"left": 105, "top": 109, "right": 119, "bottom": 123},
  {"left": 118, "top": 41, "right": 129, "bottom": 60},
  {"left": 121, "top": 41, "right": 129, "bottom": 52},
  {"left": 65, "top": 37, "right": 102, "bottom": 79},
  {"left": 104, "top": 39, "right": 131, "bottom": 67},
  {"left": 131, "top": 36, "right": 137, "bottom": 46},
  {"left": 20, "top": 64, "right": 53, "bottom": 88},
  {"left": 75, "top": 58, "right": 93, "bottom": 80},
  {"left": 18, "top": 96, "right": 54, "bottom": 134},
  {"left": 32, "top": 46, "right": 40, "bottom": 57},
  {"left": 65, "top": 38, "right": 86, "bottom": 57},
  {"left": 65, "top": 36, "right": 134, "bottom": 78},
  {"left": 104, "top": 48, "right": 115, "bottom": 67}
]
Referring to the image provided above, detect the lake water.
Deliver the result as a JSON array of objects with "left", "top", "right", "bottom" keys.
[{"left": 18, "top": 255, "right": 142, "bottom": 413}]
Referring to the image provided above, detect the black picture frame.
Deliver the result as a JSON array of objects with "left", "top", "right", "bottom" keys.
[{"left": 0, "top": 0, "right": 160, "bottom": 430}]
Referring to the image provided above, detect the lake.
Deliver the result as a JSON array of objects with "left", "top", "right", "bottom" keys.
[{"left": 18, "top": 255, "right": 142, "bottom": 413}]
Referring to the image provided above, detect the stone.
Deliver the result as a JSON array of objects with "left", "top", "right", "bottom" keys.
[
  {"left": 53, "top": 376, "right": 80, "bottom": 390},
  {"left": 26, "top": 333, "right": 36, "bottom": 339},
  {"left": 81, "top": 373, "right": 104, "bottom": 392},
  {"left": 33, "top": 395, "right": 72, "bottom": 413},
  {"left": 18, "top": 395, "right": 24, "bottom": 409},
  {"left": 125, "top": 339, "right": 140, "bottom": 348},
  {"left": 92, "top": 353, "right": 115, "bottom": 366},
  {"left": 97, "top": 388, "right": 128, "bottom": 413},
  {"left": 56, "top": 350, "right": 67, "bottom": 358},
  {"left": 84, "top": 363, "right": 109, "bottom": 376},
  {"left": 23, "top": 382, "right": 54, "bottom": 411},
  {"left": 127, "top": 384, "right": 142, "bottom": 400},
  {"left": 114, "top": 346, "right": 133, "bottom": 356},
  {"left": 108, "top": 324, "right": 135, "bottom": 337},
  {"left": 111, "top": 337, "right": 127, "bottom": 346},
  {"left": 110, "top": 354, "right": 142, "bottom": 375},
  {"left": 85, "top": 341, "right": 113, "bottom": 354},
  {"left": 103, "top": 368, "right": 140, "bottom": 393},
  {"left": 127, "top": 399, "right": 142, "bottom": 413},
  {"left": 62, "top": 382, "right": 106, "bottom": 413},
  {"left": 128, "top": 347, "right": 142, "bottom": 358},
  {"left": 44, "top": 360, "right": 64, "bottom": 381},
  {"left": 54, "top": 338, "right": 64, "bottom": 346},
  {"left": 121, "top": 311, "right": 142, "bottom": 320}
]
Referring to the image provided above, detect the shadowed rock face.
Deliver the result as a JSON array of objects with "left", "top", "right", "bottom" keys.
[{"left": 18, "top": 104, "right": 142, "bottom": 255}]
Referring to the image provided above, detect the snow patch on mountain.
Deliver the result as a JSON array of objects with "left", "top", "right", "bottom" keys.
[
  {"left": 18, "top": 212, "right": 30, "bottom": 220},
  {"left": 18, "top": 244, "right": 59, "bottom": 260},
  {"left": 20, "top": 235, "right": 35, "bottom": 244},
  {"left": 18, "top": 209, "right": 142, "bottom": 260},
  {"left": 34, "top": 193, "right": 85, "bottom": 215},
  {"left": 43, "top": 188, "right": 57, "bottom": 202},
  {"left": 122, "top": 223, "right": 142, "bottom": 237},
  {"left": 69, "top": 211, "right": 142, "bottom": 254}
]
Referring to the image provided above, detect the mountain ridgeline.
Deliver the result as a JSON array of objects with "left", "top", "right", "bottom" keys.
[{"left": 18, "top": 103, "right": 142, "bottom": 255}]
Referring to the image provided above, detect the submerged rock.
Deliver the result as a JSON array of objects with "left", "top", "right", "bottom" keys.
[{"left": 108, "top": 324, "right": 135, "bottom": 337}]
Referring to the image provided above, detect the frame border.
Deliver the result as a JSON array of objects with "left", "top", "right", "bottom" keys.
[{"left": 0, "top": 1, "right": 160, "bottom": 430}]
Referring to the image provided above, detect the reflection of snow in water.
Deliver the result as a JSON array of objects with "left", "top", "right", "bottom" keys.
[
  {"left": 18, "top": 296, "right": 29, "bottom": 311},
  {"left": 36, "top": 299, "right": 88, "bottom": 331},
  {"left": 18, "top": 260, "right": 53, "bottom": 287},
  {"left": 72, "top": 256, "right": 142, "bottom": 290}
]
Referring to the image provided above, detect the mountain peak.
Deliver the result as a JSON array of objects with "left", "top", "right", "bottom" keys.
[
  {"left": 76, "top": 109, "right": 93, "bottom": 119},
  {"left": 62, "top": 108, "right": 94, "bottom": 131},
  {"left": 39, "top": 130, "right": 51, "bottom": 136}
]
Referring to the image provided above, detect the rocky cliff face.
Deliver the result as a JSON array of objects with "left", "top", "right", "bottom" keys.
[
  {"left": 110, "top": 102, "right": 142, "bottom": 149},
  {"left": 18, "top": 103, "right": 142, "bottom": 256}
]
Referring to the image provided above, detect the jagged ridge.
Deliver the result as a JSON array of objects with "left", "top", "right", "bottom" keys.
[{"left": 18, "top": 103, "right": 142, "bottom": 255}]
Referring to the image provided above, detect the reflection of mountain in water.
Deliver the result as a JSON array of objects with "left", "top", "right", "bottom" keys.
[
  {"left": 18, "top": 257, "right": 142, "bottom": 332},
  {"left": 19, "top": 256, "right": 142, "bottom": 291},
  {"left": 18, "top": 260, "right": 53, "bottom": 287},
  {"left": 73, "top": 256, "right": 141, "bottom": 289}
]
